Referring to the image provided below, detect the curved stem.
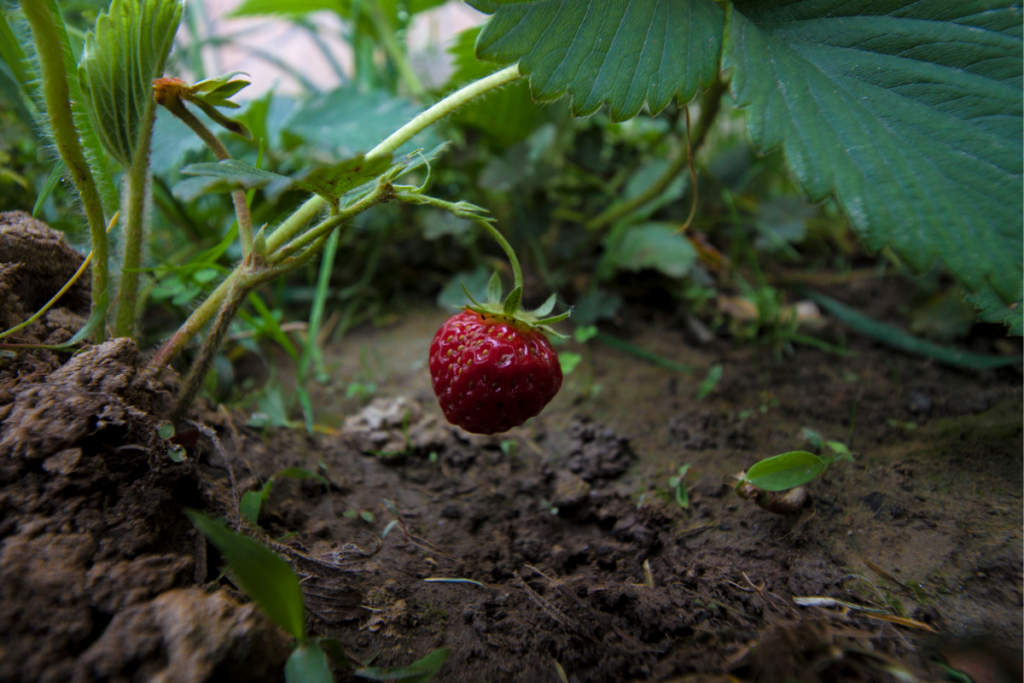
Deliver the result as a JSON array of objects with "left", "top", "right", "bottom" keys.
[
  {"left": 21, "top": 0, "right": 109, "bottom": 342},
  {"left": 367, "top": 64, "right": 522, "bottom": 160},
  {"left": 167, "top": 101, "right": 253, "bottom": 262},
  {"left": 475, "top": 219, "right": 522, "bottom": 291},
  {"left": 586, "top": 75, "right": 728, "bottom": 232},
  {"left": 172, "top": 276, "right": 249, "bottom": 419}
]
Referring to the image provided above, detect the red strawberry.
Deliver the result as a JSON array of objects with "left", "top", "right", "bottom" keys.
[{"left": 429, "top": 310, "right": 563, "bottom": 435}]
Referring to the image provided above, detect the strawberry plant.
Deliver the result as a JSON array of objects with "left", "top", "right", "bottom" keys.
[{"left": 6, "top": 0, "right": 1021, "bottom": 432}]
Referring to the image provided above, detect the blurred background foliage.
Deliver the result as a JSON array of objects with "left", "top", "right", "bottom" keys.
[{"left": 0, "top": 0, "right": 1008, "bottom": 423}]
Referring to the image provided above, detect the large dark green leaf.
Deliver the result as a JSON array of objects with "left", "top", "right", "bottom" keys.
[
  {"left": 723, "top": 2, "right": 1023, "bottom": 314},
  {"left": 78, "top": 0, "right": 184, "bottom": 166},
  {"left": 470, "top": 0, "right": 724, "bottom": 120},
  {"left": 186, "top": 510, "right": 307, "bottom": 642}
]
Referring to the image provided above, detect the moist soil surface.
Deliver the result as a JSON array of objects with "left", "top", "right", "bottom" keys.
[{"left": 1, "top": 214, "right": 1021, "bottom": 683}]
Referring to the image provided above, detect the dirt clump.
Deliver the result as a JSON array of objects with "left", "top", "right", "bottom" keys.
[{"left": 74, "top": 588, "right": 290, "bottom": 683}]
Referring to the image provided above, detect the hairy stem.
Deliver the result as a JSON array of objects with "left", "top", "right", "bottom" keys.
[
  {"left": 475, "top": 219, "right": 523, "bottom": 291},
  {"left": 586, "top": 75, "right": 728, "bottom": 232},
  {"left": 172, "top": 277, "right": 249, "bottom": 419},
  {"left": 166, "top": 100, "right": 253, "bottom": 262},
  {"left": 21, "top": 0, "right": 109, "bottom": 342},
  {"left": 114, "top": 104, "right": 158, "bottom": 338}
]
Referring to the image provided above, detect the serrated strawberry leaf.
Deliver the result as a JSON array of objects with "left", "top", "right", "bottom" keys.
[
  {"left": 724, "top": 2, "right": 1023, "bottom": 315},
  {"left": 470, "top": 0, "right": 724, "bottom": 120},
  {"left": 78, "top": 0, "right": 184, "bottom": 167}
]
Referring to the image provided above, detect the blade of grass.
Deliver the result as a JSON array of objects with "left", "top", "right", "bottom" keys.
[
  {"left": 246, "top": 292, "right": 299, "bottom": 360},
  {"left": 595, "top": 332, "right": 695, "bottom": 374},
  {"left": 803, "top": 289, "right": 1020, "bottom": 369}
]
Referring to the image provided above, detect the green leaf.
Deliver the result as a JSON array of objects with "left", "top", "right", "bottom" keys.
[
  {"left": 276, "top": 467, "right": 330, "bottom": 486},
  {"left": 612, "top": 223, "right": 697, "bottom": 278},
  {"left": 286, "top": 642, "right": 333, "bottom": 683},
  {"left": 471, "top": 0, "right": 724, "bottom": 120},
  {"left": 176, "top": 155, "right": 394, "bottom": 206},
  {"left": 744, "top": 451, "right": 825, "bottom": 492},
  {"left": 803, "top": 289, "right": 1021, "bottom": 369},
  {"left": 284, "top": 87, "right": 432, "bottom": 157},
  {"left": 965, "top": 287, "right": 1023, "bottom": 336},
  {"left": 800, "top": 427, "right": 823, "bottom": 450},
  {"left": 559, "top": 351, "right": 582, "bottom": 375},
  {"left": 487, "top": 271, "right": 503, "bottom": 305},
  {"left": 239, "top": 489, "right": 266, "bottom": 527},
  {"left": 696, "top": 364, "right": 722, "bottom": 401},
  {"left": 186, "top": 510, "right": 306, "bottom": 642},
  {"left": 318, "top": 638, "right": 352, "bottom": 670},
  {"left": 175, "top": 159, "right": 288, "bottom": 201},
  {"left": 437, "top": 267, "right": 490, "bottom": 310},
  {"left": 503, "top": 285, "right": 523, "bottom": 316},
  {"left": 355, "top": 647, "right": 451, "bottom": 682},
  {"left": 289, "top": 155, "right": 394, "bottom": 208},
  {"left": 723, "top": 2, "right": 1023, "bottom": 308},
  {"left": 78, "top": 0, "right": 184, "bottom": 166}
]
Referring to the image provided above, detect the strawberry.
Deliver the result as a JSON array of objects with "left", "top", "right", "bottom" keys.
[{"left": 429, "top": 274, "right": 570, "bottom": 435}]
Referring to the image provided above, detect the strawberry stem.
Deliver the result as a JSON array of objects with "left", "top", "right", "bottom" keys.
[{"left": 472, "top": 218, "right": 523, "bottom": 292}]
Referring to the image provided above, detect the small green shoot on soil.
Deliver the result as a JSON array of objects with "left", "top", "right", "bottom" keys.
[{"left": 240, "top": 467, "right": 329, "bottom": 527}]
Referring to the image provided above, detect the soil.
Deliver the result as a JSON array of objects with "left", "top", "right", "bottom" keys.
[{"left": 0, "top": 215, "right": 1021, "bottom": 683}]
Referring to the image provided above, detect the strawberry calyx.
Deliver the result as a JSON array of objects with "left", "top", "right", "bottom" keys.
[{"left": 460, "top": 272, "right": 571, "bottom": 338}]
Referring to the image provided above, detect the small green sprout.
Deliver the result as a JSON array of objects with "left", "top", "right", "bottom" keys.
[{"left": 668, "top": 464, "right": 692, "bottom": 508}]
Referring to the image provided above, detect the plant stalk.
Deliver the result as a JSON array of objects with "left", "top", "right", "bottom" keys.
[
  {"left": 586, "top": 75, "right": 728, "bottom": 232},
  {"left": 115, "top": 105, "right": 158, "bottom": 338},
  {"left": 21, "top": 0, "right": 109, "bottom": 342},
  {"left": 166, "top": 100, "right": 253, "bottom": 263},
  {"left": 172, "top": 277, "right": 249, "bottom": 419}
]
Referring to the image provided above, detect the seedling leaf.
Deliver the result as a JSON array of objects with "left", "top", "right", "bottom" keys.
[
  {"left": 471, "top": 0, "right": 724, "bottom": 120},
  {"left": 239, "top": 490, "right": 265, "bottom": 527},
  {"left": 355, "top": 646, "right": 451, "bottom": 682},
  {"left": 744, "top": 451, "right": 825, "bottom": 492},
  {"left": 286, "top": 642, "right": 333, "bottom": 683},
  {"left": 186, "top": 510, "right": 306, "bottom": 642},
  {"left": 697, "top": 364, "right": 722, "bottom": 401}
]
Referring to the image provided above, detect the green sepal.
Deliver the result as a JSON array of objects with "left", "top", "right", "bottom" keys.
[
  {"left": 487, "top": 271, "right": 502, "bottom": 305},
  {"left": 532, "top": 309, "right": 572, "bottom": 327},
  {"left": 460, "top": 280, "right": 484, "bottom": 308},
  {"left": 502, "top": 286, "right": 522, "bottom": 317},
  {"left": 189, "top": 97, "right": 252, "bottom": 139},
  {"left": 533, "top": 293, "right": 557, "bottom": 318}
]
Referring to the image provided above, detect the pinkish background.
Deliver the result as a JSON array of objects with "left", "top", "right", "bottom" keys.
[{"left": 192, "top": 0, "right": 486, "bottom": 95}]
